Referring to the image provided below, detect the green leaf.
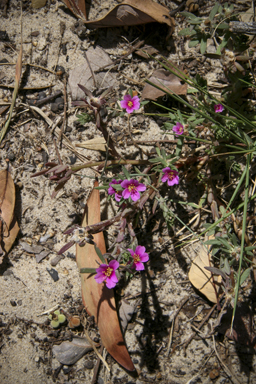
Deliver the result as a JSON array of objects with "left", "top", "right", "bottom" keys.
[
  {"left": 209, "top": 2, "right": 220, "bottom": 21},
  {"left": 217, "top": 22, "right": 229, "bottom": 30},
  {"left": 200, "top": 35, "right": 208, "bottom": 55},
  {"left": 80, "top": 267, "right": 97, "bottom": 274},
  {"left": 189, "top": 39, "right": 200, "bottom": 48},
  {"left": 178, "top": 28, "right": 197, "bottom": 36},
  {"left": 94, "top": 245, "right": 106, "bottom": 264},
  {"left": 180, "top": 11, "right": 199, "bottom": 20},
  {"left": 240, "top": 268, "right": 251, "bottom": 286},
  {"left": 122, "top": 166, "right": 130, "bottom": 179}
]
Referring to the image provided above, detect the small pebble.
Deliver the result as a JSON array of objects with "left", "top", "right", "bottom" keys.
[
  {"left": 51, "top": 103, "right": 59, "bottom": 113},
  {"left": 56, "top": 65, "right": 65, "bottom": 76},
  {"left": 10, "top": 300, "right": 17, "bottom": 307},
  {"left": 7, "top": 151, "right": 15, "bottom": 161},
  {"left": 38, "top": 91, "right": 46, "bottom": 100},
  {"left": 50, "top": 255, "right": 63, "bottom": 266},
  {"left": 84, "top": 360, "right": 94, "bottom": 369},
  {"left": 47, "top": 268, "right": 59, "bottom": 282},
  {"left": 0, "top": 31, "right": 9, "bottom": 41}
]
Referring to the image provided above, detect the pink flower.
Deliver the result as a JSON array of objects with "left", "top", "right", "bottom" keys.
[
  {"left": 94, "top": 260, "right": 119, "bottom": 289},
  {"left": 128, "top": 246, "right": 149, "bottom": 271},
  {"left": 161, "top": 167, "right": 179, "bottom": 186},
  {"left": 108, "top": 179, "right": 122, "bottom": 202},
  {"left": 214, "top": 104, "right": 224, "bottom": 113},
  {"left": 173, "top": 122, "right": 184, "bottom": 135},
  {"left": 121, "top": 179, "right": 146, "bottom": 202},
  {"left": 120, "top": 94, "right": 140, "bottom": 114}
]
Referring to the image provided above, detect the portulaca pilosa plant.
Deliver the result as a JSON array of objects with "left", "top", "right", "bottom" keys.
[{"left": 33, "top": 73, "right": 255, "bottom": 333}]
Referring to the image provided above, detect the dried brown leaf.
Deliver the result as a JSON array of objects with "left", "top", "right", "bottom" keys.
[
  {"left": 142, "top": 68, "right": 187, "bottom": 101},
  {"left": 76, "top": 137, "right": 107, "bottom": 152},
  {"left": 0, "top": 169, "right": 15, "bottom": 236},
  {"left": 188, "top": 239, "right": 221, "bottom": 303},
  {"left": 31, "top": 0, "right": 47, "bottom": 9},
  {"left": 68, "top": 46, "right": 117, "bottom": 100},
  {"left": 76, "top": 181, "right": 135, "bottom": 372},
  {"left": 1, "top": 216, "right": 20, "bottom": 256},
  {"left": 61, "top": 0, "right": 174, "bottom": 29}
]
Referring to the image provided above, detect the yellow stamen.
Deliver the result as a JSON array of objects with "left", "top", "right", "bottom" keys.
[
  {"left": 104, "top": 267, "right": 113, "bottom": 277},
  {"left": 133, "top": 254, "right": 140, "bottom": 263},
  {"left": 127, "top": 101, "right": 133, "bottom": 107},
  {"left": 128, "top": 184, "right": 135, "bottom": 192}
]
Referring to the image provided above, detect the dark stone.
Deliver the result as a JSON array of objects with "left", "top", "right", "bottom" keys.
[
  {"left": 10, "top": 300, "right": 17, "bottom": 306},
  {"left": 84, "top": 360, "right": 94, "bottom": 369},
  {"left": 46, "top": 268, "right": 59, "bottom": 282},
  {"left": 51, "top": 103, "right": 59, "bottom": 113}
]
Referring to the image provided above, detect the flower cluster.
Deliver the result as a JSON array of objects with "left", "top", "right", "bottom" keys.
[
  {"left": 108, "top": 178, "right": 146, "bottom": 202},
  {"left": 94, "top": 245, "right": 149, "bottom": 289}
]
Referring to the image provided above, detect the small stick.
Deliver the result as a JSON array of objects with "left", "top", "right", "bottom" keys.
[
  {"left": 166, "top": 295, "right": 189, "bottom": 355},
  {"left": 34, "top": 90, "right": 62, "bottom": 106},
  {"left": 182, "top": 293, "right": 225, "bottom": 351},
  {"left": 212, "top": 333, "right": 241, "bottom": 384},
  {"left": 59, "top": 74, "right": 67, "bottom": 146},
  {"left": 91, "top": 345, "right": 104, "bottom": 384},
  {"left": 95, "top": 40, "right": 145, "bottom": 73},
  {"left": 85, "top": 52, "right": 97, "bottom": 88}
]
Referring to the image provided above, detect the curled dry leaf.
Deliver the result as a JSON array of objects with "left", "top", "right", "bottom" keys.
[
  {"left": 142, "top": 64, "right": 188, "bottom": 101},
  {"left": 61, "top": 0, "right": 174, "bottom": 30},
  {"left": 76, "top": 181, "right": 135, "bottom": 372},
  {"left": 0, "top": 169, "right": 20, "bottom": 261},
  {"left": 188, "top": 237, "right": 222, "bottom": 303}
]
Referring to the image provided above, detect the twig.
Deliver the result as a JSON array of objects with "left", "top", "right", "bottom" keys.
[
  {"left": 166, "top": 295, "right": 189, "bottom": 355},
  {"left": 0, "top": 3, "right": 23, "bottom": 144},
  {"left": 95, "top": 40, "right": 145, "bottom": 73},
  {"left": 58, "top": 74, "right": 67, "bottom": 146},
  {"left": 182, "top": 293, "right": 225, "bottom": 351},
  {"left": 34, "top": 90, "right": 62, "bottom": 106},
  {"left": 212, "top": 334, "right": 241, "bottom": 384},
  {"left": 85, "top": 52, "right": 97, "bottom": 88},
  {"left": 91, "top": 344, "right": 104, "bottom": 384}
]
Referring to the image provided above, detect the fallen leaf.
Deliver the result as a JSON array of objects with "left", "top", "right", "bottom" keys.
[
  {"left": 68, "top": 46, "right": 118, "bottom": 100},
  {"left": 61, "top": 0, "right": 174, "bottom": 30},
  {"left": 0, "top": 169, "right": 16, "bottom": 235},
  {"left": 1, "top": 216, "right": 19, "bottom": 255},
  {"left": 135, "top": 45, "right": 159, "bottom": 59},
  {"left": 53, "top": 336, "right": 93, "bottom": 365},
  {"left": 31, "top": 0, "right": 47, "bottom": 9},
  {"left": 76, "top": 137, "right": 107, "bottom": 152},
  {"left": 188, "top": 239, "right": 221, "bottom": 303},
  {"left": 0, "top": 169, "right": 20, "bottom": 259},
  {"left": 76, "top": 181, "right": 135, "bottom": 372},
  {"left": 142, "top": 68, "right": 187, "bottom": 101}
]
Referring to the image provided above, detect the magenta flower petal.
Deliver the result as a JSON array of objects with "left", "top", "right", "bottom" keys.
[
  {"left": 121, "top": 179, "right": 146, "bottom": 202},
  {"left": 214, "top": 104, "right": 224, "bottom": 113},
  {"left": 109, "top": 259, "right": 119, "bottom": 270},
  {"left": 94, "top": 273, "right": 106, "bottom": 284},
  {"left": 130, "top": 191, "right": 140, "bottom": 201},
  {"left": 137, "top": 183, "right": 147, "bottom": 192},
  {"left": 120, "top": 94, "right": 140, "bottom": 113},
  {"left": 108, "top": 179, "right": 123, "bottom": 202},
  {"left": 161, "top": 168, "right": 179, "bottom": 187},
  {"left": 128, "top": 245, "right": 149, "bottom": 271},
  {"left": 94, "top": 260, "right": 119, "bottom": 288},
  {"left": 173, "top": 122, "right": 184, "bottom": 135}
]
